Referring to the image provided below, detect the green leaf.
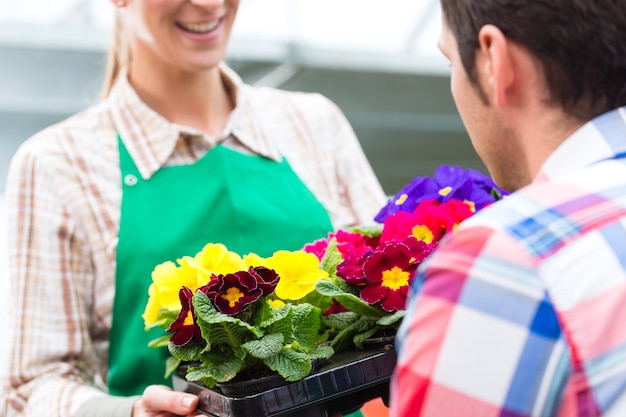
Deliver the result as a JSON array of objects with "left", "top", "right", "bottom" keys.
[
  {"left": 353, "top": 327, "right": 381, "bottom": 349},
  {"left": 299, "top": 289, "right": 333, "bottom": 314},
  {"left": 147, "top": 334, "right": 171, "bottom": 349},
  {"left": 186, "top": 358, "right": 243, "bottom": 384},
  {"left": 168, "top": 341, "right": 204, "bottom": 362},
  {"left": 308, "top": 344, "right": 334, "bottom": 360},
  {"left": 258, "top": 304, "right": 291, "bottom": 329},
  {"left": 242, "top": 333, "right": 284, "bottom": 360},
  {"left": 264, "top": 349, "right": 311, "bottom": 382},
  {"left": 320, "top": 238, "right": 342, "bottom": 276},
  {"left": 330, "top": 316, "right": 375, "bottom": 352},
  {"left": 376, "top": 310, "right": 406, "bottom": 326},
  {"left": 164, "top": 356, "right": 181, "bottom": 379},
  {"left": 144, "top": 308, "right": 180, "bottom": 331},
  {"left": 321, "top": 311, "right": 360, "bottom": 331},
  {"left": 331, "top": 276, "right": 360, "bottom": 296},
  {"left": 349, "top": 224, "right": 383, "bottom": 237},
  {"left": 289, "top": 304, "right": 322, "bottom": 351},
  {"left": 316, "top": 281, "right": 386, "bottom": 318}
]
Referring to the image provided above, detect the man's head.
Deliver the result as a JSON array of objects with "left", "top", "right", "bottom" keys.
[
  {"left": 438, "top": 0, "right": 626, "bottom": 191},
  {"left": 440, "top": 0, "right": 626, "bottom": 121}
]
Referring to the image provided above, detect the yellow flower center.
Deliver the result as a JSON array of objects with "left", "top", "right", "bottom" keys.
[
  {"left": 412, "top": 225, "right": 434, "bottom": 244},
  {"left": 439, "top": 186, "right": 452, "bottom": 196},
  {"left": 395, "top": 194, "right": 408, "bottom": 205},
  {"left": 183, "top": 311, "right": 194, "bottom": 326},
  {"left": 221, "top": 287, "right": 244, "bottom": 307},
  {"left": 463, "top": 199, "right": 476, "bottom": 213},
  {"left": 381, "top": 266, "right": 410, "bottom": 290}
]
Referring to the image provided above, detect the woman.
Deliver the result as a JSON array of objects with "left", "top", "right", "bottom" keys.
[{"left": 0, "top": 0, "right": 387, "bottom": 416}]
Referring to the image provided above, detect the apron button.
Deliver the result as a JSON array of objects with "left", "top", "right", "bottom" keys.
[{"left": 124, "top": 174, "right": 138, "bottom": 186}]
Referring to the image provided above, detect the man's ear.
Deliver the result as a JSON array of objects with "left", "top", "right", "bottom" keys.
[{"left": 476, "top": 24, "right": 514, "bottom": 107}]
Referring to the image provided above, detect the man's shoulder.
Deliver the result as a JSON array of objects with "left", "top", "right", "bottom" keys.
[{"left": 461, "top": 164, "right": 626, "bottom": 259}]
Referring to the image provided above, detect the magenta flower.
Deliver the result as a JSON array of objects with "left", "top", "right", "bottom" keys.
[
  {"left": 336, "top": 251, "right": 371, "bottom": 286},
  {"left": 360, "top": 241, "right": 423, "bottom": 312},
  {"left": 167, "top": 287, "right": 203, "bottom": 347}
]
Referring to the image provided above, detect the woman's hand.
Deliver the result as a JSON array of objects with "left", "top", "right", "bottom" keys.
[{"left": 132, "top": 385, "right": 201, "bottom": 417}]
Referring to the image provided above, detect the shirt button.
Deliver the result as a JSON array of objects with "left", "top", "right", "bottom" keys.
[{"left": 124, "top": 174, "right": 138, "bottom": 186}]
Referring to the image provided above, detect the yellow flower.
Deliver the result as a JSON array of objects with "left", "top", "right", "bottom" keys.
[
  {"left": 266, "top": 250, "right": 328, "bottom": 301},
  {"left": 194, "top": 243, "right": 246, "bottom": 283},
  {"left": 268, "top": 299, "right": 286, "bottom": 308},
  {"left": 142, "top": 284, "right": 160, "bottom": 326},
  {"left": 142, "top": 257, "right": 200, "bottom": 326},
  {"left": 243, "top": 252, "right": 266, "bottom": 268}
]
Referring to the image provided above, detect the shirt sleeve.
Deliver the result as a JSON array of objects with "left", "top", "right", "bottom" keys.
[
  {"left": 391, "top": 225, "right": 571, "bottom": 417},
  {"left": 2, "top": 140, "right": 106, "bottom": 417}
]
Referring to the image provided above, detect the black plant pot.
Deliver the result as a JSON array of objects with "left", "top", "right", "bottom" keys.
[{"left": 173, "top": 347, "right": 396, "bottom": 417}]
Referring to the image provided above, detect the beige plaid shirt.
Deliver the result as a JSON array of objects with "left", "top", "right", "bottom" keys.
[{"left": 1, "top": 64, "right": 386, "bottom": 417}]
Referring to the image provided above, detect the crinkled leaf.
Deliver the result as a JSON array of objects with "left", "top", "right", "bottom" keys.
[
  {"left": 331, "top": 276, "right": 361, "bottom": 296},
  {"left": 196, "top": 319, "right": 260, "bottom": 354},
  {"left": 147, "top": 334, "right": 171, "bottom": 349},
  {"left": 258, "top": 304, "right": 291, "bottom": 329},
  {"left": 316, "top": 281, "right": 386, "bottom": 318},
  {"left": 330, "top": 315, "right": 375, "bottom": 353},
  {"left": 186, "top": 357, "right": 243, "bottom": 384},
  {"left": 242, "top": 333, "right": 284, "bottom": 360},
  {"left": 353, "top": 327, "right": 381, "bottom": 349},
  {"left": 308, "top": 344, "right": 334, "bottom": 360},
  {"left": 376, "top": 310, "right": 406, "bottom": 326},
  {"left": 168, "top": 340, "right": 204, "bottom": 362},
  {"left": 321, "top": 312, "right": 360, "bottom": 331},
  {"left": 264, "top": 348, "right": 311, "bottom": 382},
  {"left": 299, "top": 288, "right": 333, "bottom": 314},
  {"left": 289, "top": 304, "right": 322, "bottom": 352},
  {"left": 164, "top": 356, "right": 181, "bottom": 379}
]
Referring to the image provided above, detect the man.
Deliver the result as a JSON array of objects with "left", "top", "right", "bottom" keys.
[{"left": 392, "top": 0, "right": 626, "bottom": 416}]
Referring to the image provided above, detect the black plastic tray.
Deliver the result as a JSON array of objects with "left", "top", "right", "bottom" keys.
[{"left": 172, "top": 348, "right": 396, "bottom": 417}]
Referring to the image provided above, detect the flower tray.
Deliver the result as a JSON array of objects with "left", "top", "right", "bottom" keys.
[{"left": 172, "top": 347, "right": 396, "bottom": 417}]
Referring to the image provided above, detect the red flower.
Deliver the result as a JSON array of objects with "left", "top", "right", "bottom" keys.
[
  {"left": 167, "top": 287, "right": 203, "bottom": 347},
  {"left": 360, "top": 241, "right": 423, "bottom": 312},
  {"left": 323, "top": 299, "right": 348, "bottom": 316},
  {"left": 200, "top": 270, "right": 264, "bottom": 316}
]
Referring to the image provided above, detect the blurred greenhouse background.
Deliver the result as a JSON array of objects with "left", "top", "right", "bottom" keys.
[{"left": 0, "top": 0, "right": 483, "bottom": 374}]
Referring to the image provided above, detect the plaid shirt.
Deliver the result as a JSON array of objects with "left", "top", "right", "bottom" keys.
[
  {"left": 1, "top": 64, "right": 386, "bottom": 417},
  {"left": 392, "top": 106, "right": 626, "bottom": 417}
]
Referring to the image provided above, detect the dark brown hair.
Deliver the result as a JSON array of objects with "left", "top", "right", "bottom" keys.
[{"left": 440, "top": 0, "right": 626, "bottom": 120}]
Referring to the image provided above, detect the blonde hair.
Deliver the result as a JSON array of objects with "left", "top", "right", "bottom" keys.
[{"left": 101, "top": 9, "right": 130, "bottom": 99}]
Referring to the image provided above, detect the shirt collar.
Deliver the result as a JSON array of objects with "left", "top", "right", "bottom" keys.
[
  {"left": 107, "top": 63, "right": 282, "bottom": 180},
  {"left": 534, "top": 106, "right": 626, "bottom": 183}
]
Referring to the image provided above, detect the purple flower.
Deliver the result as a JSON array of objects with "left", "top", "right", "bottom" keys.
[{"left": 374, "top": 165, "right": 508, "bottom": 222}]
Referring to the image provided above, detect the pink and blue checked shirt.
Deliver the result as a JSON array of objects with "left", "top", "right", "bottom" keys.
[{"left": 392, "top": 106, "right": 626, "bottom": 417}]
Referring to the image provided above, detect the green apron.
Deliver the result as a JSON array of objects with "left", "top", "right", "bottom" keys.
[{"left": 108, "top": 136, "right": 334, "bottom": 395}]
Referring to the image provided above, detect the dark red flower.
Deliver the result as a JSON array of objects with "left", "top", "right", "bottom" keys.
[
  {"left": 201, "top": 270, "right": 263, "bottom": 316},
  {"left": 167, "top": 286, "right": 203, "bottom": 347},
  {"left": 360, "top": 241, "right": 421, "bottom": 312},
  {"left": 249, "top": 266, "right": 280, "bottom": 296}
]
